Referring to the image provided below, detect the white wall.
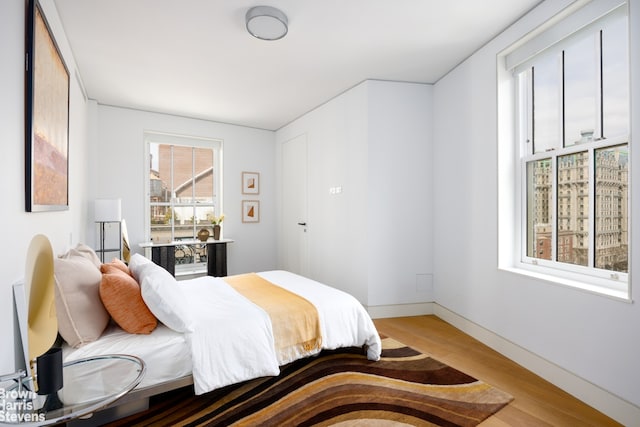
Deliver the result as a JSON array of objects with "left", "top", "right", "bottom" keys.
[
  {"left": 1, "top": 0, "right": 91, "bottom": 374},
  {"left": 433, "top": 0, "right": 640, "bottom": 421},
  {"left": 276, "top": 80, "right": 433, "bottom": 308},
  {"left": 92, "top": 105, "right": 277, "bottom": 275},
  {"left": 276, "top": 83, "right": 370, "bottom": 302},
  {"left": 367, "top": 81, "right": 433, "bottom": 307}
]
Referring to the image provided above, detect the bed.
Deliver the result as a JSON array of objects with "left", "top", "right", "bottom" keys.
[{"left": 58, "top": 253, "right": 381, "bottom": 399}]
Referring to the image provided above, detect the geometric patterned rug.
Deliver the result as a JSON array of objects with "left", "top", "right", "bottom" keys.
[{"left": 106, "top": 336, "right": 513, "bottom": 426}]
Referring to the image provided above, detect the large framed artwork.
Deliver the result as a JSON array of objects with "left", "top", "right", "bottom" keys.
[{"left": 25, "top": 0, "right": 70, "bottom": 212}]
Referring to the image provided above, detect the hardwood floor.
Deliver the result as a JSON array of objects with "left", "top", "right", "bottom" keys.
[{"left": 374, "top": 315, "right": 622, "bottom": 426}]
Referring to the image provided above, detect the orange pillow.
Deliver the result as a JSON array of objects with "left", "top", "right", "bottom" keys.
[
  {"left": 99, "top": 269, "right": 157, "bottom": 334},
  {"left": 101, "top": 258, "right": 130, "bottom": 275}
]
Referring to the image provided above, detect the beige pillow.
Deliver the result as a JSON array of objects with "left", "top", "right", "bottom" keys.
[
  {"left": 73, "top": 243, "right": 102, "bottom": 268},
  {"left": 54, "top": 250, "right": 109, "bottom": 348}
]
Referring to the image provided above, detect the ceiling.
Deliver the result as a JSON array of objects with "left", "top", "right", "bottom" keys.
[{"left": 53, "top": 0, "right": 541, "bottom": 131}]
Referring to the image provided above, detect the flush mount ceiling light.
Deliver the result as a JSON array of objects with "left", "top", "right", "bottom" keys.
[{"left": 246, "top": 6, "right": 288, "bottom": 41}]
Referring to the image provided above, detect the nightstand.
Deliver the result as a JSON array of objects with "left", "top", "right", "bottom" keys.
[{"left": 0, "top": 354, "right": 145, "bottom": 426}]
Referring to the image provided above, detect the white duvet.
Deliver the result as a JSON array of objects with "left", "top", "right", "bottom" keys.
[
  {"left": 68, "top": 255, "right": 382, "bottom": 396},
  {"left": 180, "top": 276, "right": 279, "bottom": 394},
  {"left": 181, "top": 271, "right": 381, "bottom": 394}
]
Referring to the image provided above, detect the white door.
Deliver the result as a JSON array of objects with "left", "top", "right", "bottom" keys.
[{"left": 282, "top": 134, "right": 308, "bottom": 276}]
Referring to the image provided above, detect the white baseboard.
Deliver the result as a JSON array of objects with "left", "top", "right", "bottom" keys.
[
  {"left": 433, "top": 304, "right": 640, "bottom": 427},
  {"left": 367, "top": 302, "right": 434, "bottom": 319}
]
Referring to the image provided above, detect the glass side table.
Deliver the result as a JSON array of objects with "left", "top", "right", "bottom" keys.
[{"left": 0, "top": 354, "right": 145, "bottom": 426}]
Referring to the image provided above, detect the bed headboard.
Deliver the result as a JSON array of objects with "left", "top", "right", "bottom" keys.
[{"left": 15, "top": 234, "right": 58, "bottom": 377}]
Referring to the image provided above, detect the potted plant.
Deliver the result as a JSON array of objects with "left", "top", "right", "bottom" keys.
[{"left": 208, "top": 214, "right": 225, "bottom": 240}]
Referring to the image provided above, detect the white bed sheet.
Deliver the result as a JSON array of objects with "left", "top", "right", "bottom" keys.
[{"left": 63, "top": 323, "right": 192, "bottom": 390}]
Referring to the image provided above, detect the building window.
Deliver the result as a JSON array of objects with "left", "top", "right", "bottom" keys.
[
  {"left": 509, "top": 2, "right": 629, "bottom": 295},
  {"left": 145, "top": 132, "right": 222, "bottom": 274}
]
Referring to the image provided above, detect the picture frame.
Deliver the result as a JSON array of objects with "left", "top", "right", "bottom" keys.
[
  {"left": 242, "top": 200, "right": 260, "bottom": 223},
  {"left": 25, "top": 0, "right": 70, "bottom": 212},
  {"left": 241, "top": 171, "right": 260, "bottom": 195}
]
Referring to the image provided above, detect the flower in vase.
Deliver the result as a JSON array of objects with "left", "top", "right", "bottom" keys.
[{"left": 209, "top": 214, "right": 225, "bottom": 225}]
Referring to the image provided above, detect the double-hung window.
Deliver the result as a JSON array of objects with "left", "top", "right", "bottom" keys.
[
  {"left": 145, "top": 131, "right": 222, "bottom": 274},
  {"left": 509, "top": 1, "right": 630, "bottom": 297}
]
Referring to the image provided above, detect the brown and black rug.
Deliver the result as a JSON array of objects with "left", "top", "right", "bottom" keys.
[{"left": 107, "top": 337, "right": 512, "bottom": 426}]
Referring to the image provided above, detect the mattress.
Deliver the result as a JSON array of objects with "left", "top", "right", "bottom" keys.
[{"left": 62, "top": 323, "right": 192, "bottom": 390}]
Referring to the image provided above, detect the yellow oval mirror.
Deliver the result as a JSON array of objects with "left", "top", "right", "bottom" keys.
[{"left": 24, "top": 234, "right": 57, "bottom": 364}]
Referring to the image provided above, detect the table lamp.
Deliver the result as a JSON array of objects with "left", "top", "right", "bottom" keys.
[{"left": 95, "top": 199, "right": 122, "bottom": 262}]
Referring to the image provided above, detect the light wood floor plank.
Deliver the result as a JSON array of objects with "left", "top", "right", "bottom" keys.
[{"left": 374, "top": 315, "right": 622, "bottom": 426}]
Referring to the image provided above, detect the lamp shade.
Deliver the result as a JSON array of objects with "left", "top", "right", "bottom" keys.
[
  {"left": 246, "top": 6, "right": 288, "bottom": 40},
  {"left": 95, "top": 199, "right": 122, "bottom": 222}
]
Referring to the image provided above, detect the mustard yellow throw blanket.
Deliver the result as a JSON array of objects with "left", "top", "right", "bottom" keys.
[{"left": 223, "top": 273, "right": 322, "bottom": 363}]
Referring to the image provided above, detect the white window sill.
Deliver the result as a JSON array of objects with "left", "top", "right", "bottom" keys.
[{"left": 500, "top": 264, "right": 631, "bottom": 303}]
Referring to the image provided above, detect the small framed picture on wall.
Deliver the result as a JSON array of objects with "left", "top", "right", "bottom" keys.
[
  {"left": 242, "top": 171, "right": 260, "bottom": 195},
  {"left": 242, "top": 200, "right": 260, "bottom": 223}
]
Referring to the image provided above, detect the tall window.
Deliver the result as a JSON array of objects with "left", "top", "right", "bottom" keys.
[
  {"left": 145, "top": 132, "right": 222, "bottom": 273},
  {"left": 513, "top": 4, "right": 629, "bottom": 289}
]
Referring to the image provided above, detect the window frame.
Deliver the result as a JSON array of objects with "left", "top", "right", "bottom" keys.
[
  {"left": 506, "top": 1, "right": 631, "bottom": 300},
  {"left": 144, "top": 131, "right": 223, "bottom": 275},
  {"left": 518, "top": 137, "right": 629, "bottom": 277}
]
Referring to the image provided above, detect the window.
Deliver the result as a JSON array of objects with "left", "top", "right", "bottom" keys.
[
  {"left": 509, "top": 2, "right": 630, "bottom": 296},
  {"left": 145, "top": 131, "right": 222, "bottom": 274}
]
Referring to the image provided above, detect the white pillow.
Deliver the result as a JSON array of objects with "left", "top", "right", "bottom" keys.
[
  {"left": 128, "top": 253, "right": 153, "bottom": 283},
  {"left": 137, "top": 261, "right": 194, "bottom": 333}
]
